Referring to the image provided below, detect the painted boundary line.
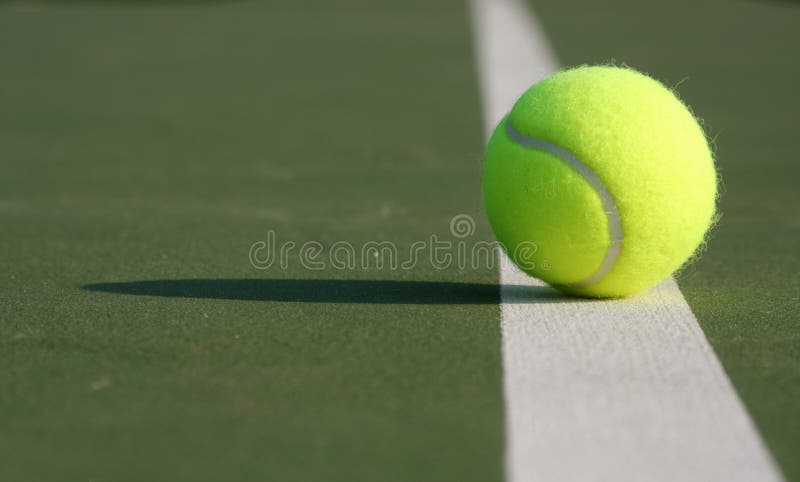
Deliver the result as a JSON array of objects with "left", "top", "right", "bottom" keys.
[{"left": 468, "top": 0, "right": 784, "bottom": 480}]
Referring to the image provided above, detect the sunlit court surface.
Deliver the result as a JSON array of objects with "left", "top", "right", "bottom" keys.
[{"left": 1, "top": 0, "right": 798, "bottom": 481}]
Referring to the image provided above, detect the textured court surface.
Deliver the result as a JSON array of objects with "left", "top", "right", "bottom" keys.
[{"left": 0, "top": 0, "right": 798, "bottom": 480}]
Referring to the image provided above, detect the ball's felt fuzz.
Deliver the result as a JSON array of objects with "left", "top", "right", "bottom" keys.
[{"left": 483, "top": 66, "right": 717, "bottom": 298}]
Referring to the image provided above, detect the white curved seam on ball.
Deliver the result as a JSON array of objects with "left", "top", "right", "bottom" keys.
[{"left": 504, "top": 118, "right": 623, "bottom": 287}]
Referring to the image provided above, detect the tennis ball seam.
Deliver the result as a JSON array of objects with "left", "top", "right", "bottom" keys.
[{"left": 504, "top": 118, "right": 623, "bottom": 287}]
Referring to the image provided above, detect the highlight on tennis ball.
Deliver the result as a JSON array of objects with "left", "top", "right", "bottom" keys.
[{"left": 483, "top": 65, "right": 717, "bottom": 298}]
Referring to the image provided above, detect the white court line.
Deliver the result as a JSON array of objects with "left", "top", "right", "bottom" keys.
[{"left": 468, "top": 0, "right": 785, "bottom": 480}]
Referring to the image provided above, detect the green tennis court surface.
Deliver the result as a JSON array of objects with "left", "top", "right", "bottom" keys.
[{"left": 0, "top": 0, "right": 797, "bottom": 480}]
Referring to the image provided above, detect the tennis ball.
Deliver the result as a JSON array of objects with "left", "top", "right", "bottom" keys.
[{"left": 483, "top": 65, "right": 717, "bottom": 298}]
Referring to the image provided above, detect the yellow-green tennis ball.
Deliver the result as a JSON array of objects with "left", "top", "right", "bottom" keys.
[{"left": 483, "top": 65, "right": 717, "bottom": 298}]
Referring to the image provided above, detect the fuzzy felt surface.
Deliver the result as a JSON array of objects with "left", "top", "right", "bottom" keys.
[{"left": 484, "top": 66, "right": 717, "bottom": 297}]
